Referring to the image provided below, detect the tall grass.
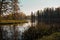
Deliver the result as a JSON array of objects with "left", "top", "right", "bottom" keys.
[{"left": 22, "top": 22, "right": 60, "bottom": 40}]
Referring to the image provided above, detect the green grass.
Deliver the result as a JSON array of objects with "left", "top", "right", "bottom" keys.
[
  {"left": 0, "top": 20, "right": 28, "bottom": 24},
  {"left": 37, "top": 32, "right": 60, "bottom": 40}
]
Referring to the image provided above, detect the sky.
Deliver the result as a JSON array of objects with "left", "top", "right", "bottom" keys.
[{"left": 18, "top": 0, "right": 60, "bottom": 15}]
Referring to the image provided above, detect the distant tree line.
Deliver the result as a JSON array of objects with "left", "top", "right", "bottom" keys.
[
  {"left": 31, "top": 7, "right": 60, "bottom": 24},
  {"left": 0, "top": 12, "right": 26, "bottom": 20}
]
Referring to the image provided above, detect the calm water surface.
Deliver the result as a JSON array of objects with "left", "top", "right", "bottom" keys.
[{"left": 0, "top": 20, "right": 32, "bottom": 40}]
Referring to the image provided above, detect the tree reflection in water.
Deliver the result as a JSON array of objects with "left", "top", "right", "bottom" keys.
[{"left": 0, "top": 22, "right": 31, "bottom": 40}]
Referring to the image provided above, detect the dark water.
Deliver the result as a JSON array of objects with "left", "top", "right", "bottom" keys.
[{"left": 0, "top": 21, "right": 32, "bottom": 40}]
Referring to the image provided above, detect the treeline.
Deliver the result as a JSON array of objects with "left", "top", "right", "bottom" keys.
[
  {"left": 31, "top": 7, "right": 60, "bottom": 24},
  {"left": 0, "top": 12, "right": 27, "bottom": 20}
]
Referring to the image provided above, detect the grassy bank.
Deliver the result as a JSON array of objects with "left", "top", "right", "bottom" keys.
[
  {"left": 38, "top": 32, "right": 60, "bottom": 40},
  {"left": 23, "top": 22, "right": 60, "bottom": 40},
  {"left": 0, "top": 20, "right": 28, "bottom": 24}
]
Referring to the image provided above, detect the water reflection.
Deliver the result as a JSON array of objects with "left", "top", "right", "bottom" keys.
[{"left": 0, "top": 21, "right": 31, "bottom": 40}]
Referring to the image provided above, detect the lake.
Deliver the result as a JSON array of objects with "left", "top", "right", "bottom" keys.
[{"left": 0, "top": 20, "right": 33, "bottom": 40}]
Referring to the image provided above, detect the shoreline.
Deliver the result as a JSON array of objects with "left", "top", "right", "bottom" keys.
[{"left": 0, "top": 20, "right": 28, "bottom": 25}]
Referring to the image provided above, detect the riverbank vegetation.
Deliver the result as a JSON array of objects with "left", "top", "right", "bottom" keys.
[
  {"left": 0, "top": 0, "right": 29, "bottom": 24},
  {"left": 22, "top": 7, "right": 60, "bottom": 40},
  {"left": 0, "top": 13, "right": 28, "bottom": 24},
  {"left": 0, "top": 20, "right": 28, "bottom": 24},
  {"left": 23, "top": 23, "right": 60, "bottom": 40}
]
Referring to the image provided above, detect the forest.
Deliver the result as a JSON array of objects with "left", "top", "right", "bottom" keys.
[
  {"left": 23, "top": 7, "right": 60, "bottom": 40},
  {"left": 0, "top": 0, "right": 28, "bottom": 24}
]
